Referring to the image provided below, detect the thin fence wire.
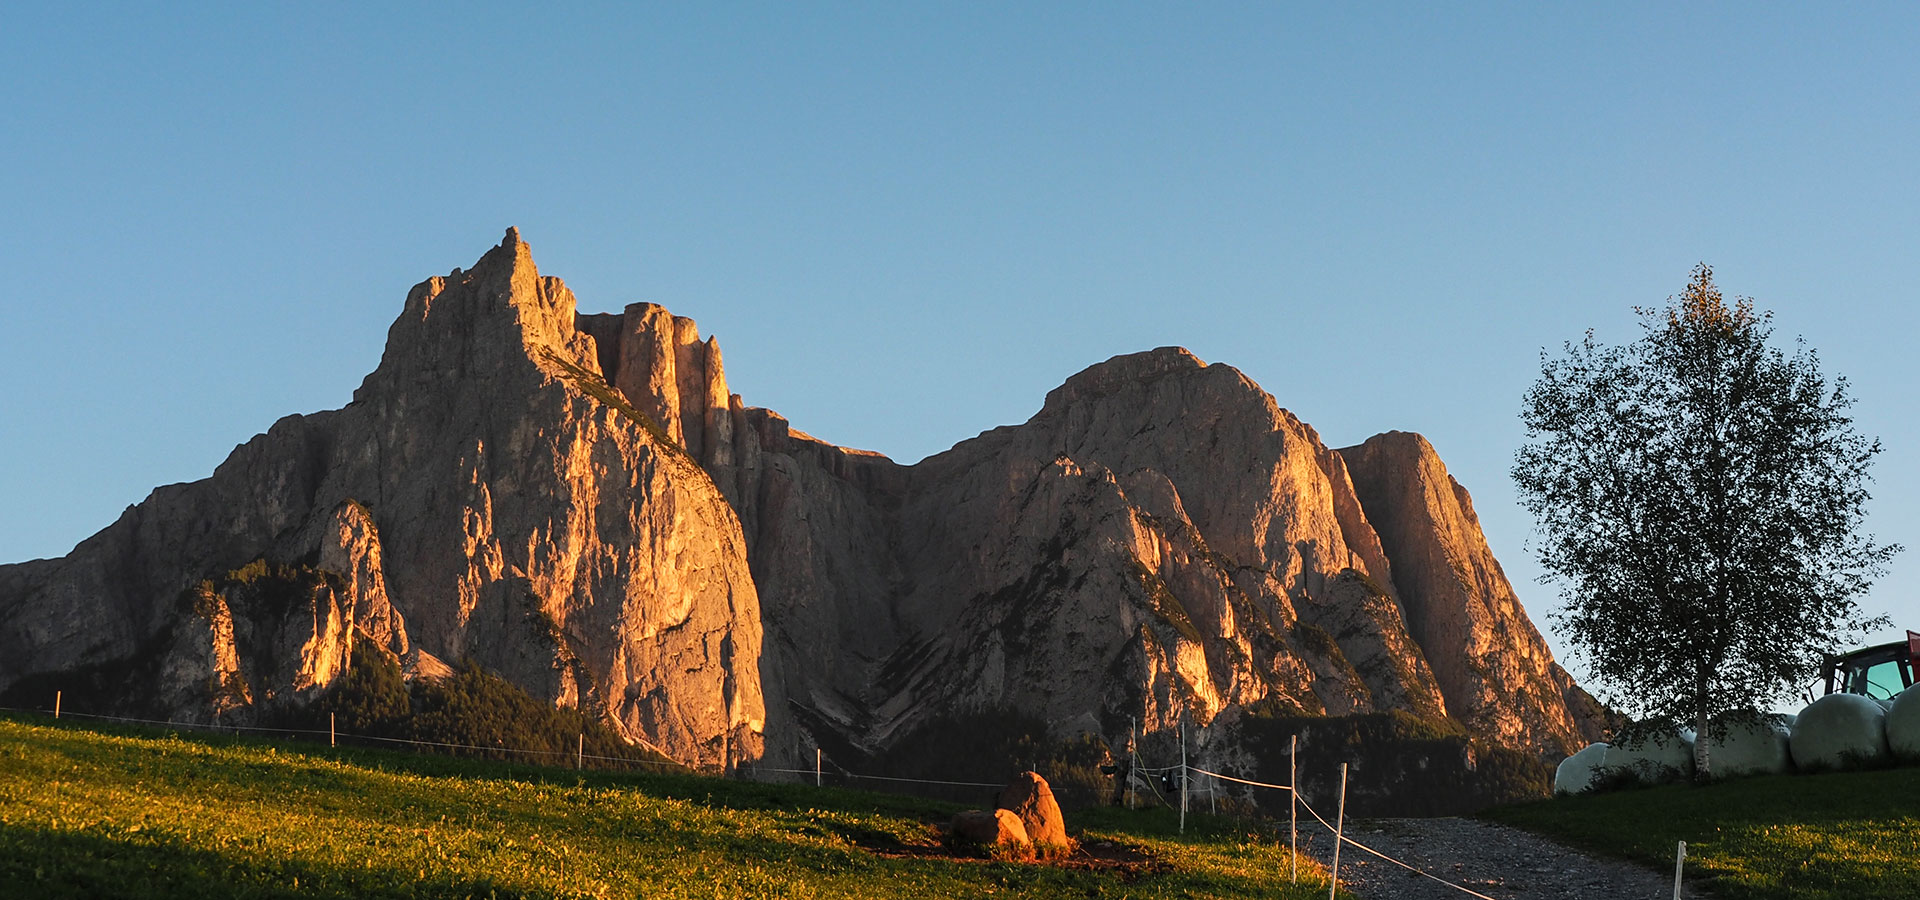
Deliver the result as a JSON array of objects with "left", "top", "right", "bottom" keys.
[
  {"left": 3, "top": 704, "right": 1034, "bottom": 788},
  {"left": 9, "top": 701, "right": 1529, "bottom": 895},
  {"left": 1234, "top": 765, "right": 1505, "bottom": 900},
  {"left": 755, "top": 767, "right": 1003, "bottom": 789},
  {"left": 0, "top": 704, "right": 686, "bottom": 769},
  {"left": 1184, "top": 764, "right": 1293, "bottom": 792}
]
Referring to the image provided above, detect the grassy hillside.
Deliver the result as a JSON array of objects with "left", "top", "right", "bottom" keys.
[
  {"left": 1484, "top": 767, "right": 1920, "bottom": 900},
  {"left": 0, "top": 714, "right": 1338, "bottom": 899}
]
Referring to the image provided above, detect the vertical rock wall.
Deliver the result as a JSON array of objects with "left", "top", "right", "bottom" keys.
[{"left": 0, "top": 230, "right": 1603, "bottom": 774}]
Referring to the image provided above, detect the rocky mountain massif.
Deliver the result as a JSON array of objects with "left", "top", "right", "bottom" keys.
[{"left": 0, "top": 230, "right": 1605, "bottom": 774}]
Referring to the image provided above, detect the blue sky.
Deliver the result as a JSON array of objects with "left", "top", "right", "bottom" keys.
[{"left": 3, "top": 4, "right": 1915, "bottom": 694}]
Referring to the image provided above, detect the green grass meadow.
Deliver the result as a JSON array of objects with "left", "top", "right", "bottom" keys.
[
  {"left": 1484, "top": 766, "right": 1920, "bottom": 900},
  {"left": 0, "top": 714, "right": 1338, "bottom": 899}
]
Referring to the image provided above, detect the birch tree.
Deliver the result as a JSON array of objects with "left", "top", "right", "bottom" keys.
[{"left": 1513, "top": 264, "right": 1897, "bottom": 777}]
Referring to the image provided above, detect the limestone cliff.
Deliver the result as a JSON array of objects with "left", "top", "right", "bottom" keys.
[
  {"left": 0, "top": 231, "right": 1602, "bottom": 774},
  {"left": 1337, "top": 432, "right": 1606, "bottom": 753},
  {"left": 0, "top": 230, "right": 765, "bottom": 769}
]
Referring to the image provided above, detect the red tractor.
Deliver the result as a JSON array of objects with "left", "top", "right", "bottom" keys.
[{"left": 1821, "top": 630, "right": 1920, "bottom": 700}]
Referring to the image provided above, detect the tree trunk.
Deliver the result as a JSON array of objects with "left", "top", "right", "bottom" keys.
[
  {"left": 1692, "top": 665, "right": 1714, "bottom": 780},
  {"left": 1694, "top": 705, "right": 1711, "bottom": 780}
]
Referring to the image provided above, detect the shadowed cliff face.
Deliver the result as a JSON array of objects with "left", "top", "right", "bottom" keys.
[{"left": 0, "top": 231, "right": 1602, "bottom": 771}]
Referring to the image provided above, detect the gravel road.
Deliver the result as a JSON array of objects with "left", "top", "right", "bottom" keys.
[{"left": 1292, "top": 816, "right": 1692, "bottom": 899}]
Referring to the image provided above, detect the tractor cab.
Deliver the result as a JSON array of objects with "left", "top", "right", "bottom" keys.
[{"left": 1821, "top": 630, "right": 1920, "bottom": 700}]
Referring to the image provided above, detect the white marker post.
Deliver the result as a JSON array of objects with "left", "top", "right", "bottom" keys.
[
  {"left": 1327, "top": 762, "right": 1348, "bottom": 900},
  {"left": 1289, "top": 734, "right": 1298, "bottom": 884},
  {"left": 54, "top": 690, "right": 61, "bottom": 720},
  {"left": 815, "top": 747, "right": 822, "bottom": 787},
  {"left": 330, "top": 712, "right": 336, "bottom": 748},
  {"left": 1673, "top": 840, "right": 1687, "bottom": 899}
]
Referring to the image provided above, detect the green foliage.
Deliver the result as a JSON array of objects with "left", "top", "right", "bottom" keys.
[
  {"left": 1514, "top": 265, "right": 1899, "bottom": 766},
  {"left": 0, "top": 637, "right": 168, "bottom": 718},
  {"left": 1235, "top": 711, "right": 1550, "bottom": 817},
  {"left": 315, "top": 647, "right": 409, "bottom": 733},
  {"left": 1130, "top": 560, "right": 1204, "bottom": 642},
  {"left": 0, "top": 714, "right": 1339, "bottom": 899},
  {"left": 540, "top": 347, "right": 688, "bottom": 459},
  {"left": 301, "top": 656, "right": 675, "bottom": 771},
  {"left": 876, "top": 708, "right": 1117, "bottom": 809},
  {"left": 1485, "top": 766, "right": 1920, "bottom": 900}
]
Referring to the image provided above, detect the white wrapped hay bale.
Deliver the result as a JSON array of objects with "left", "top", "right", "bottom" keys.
[
  {"left": 1600, "top": 725, "right": 1695, "bottom": 785},
  {"left": 1705, "top": 712, "right": 1793, "bottom": 778},
  {"left": 1886, "top": 689, "right": 1920, "bottom": 762},
  {"left": 1789, "top": 693, "right": 1889, "bottom": 771},
  {"left": 1554, "top": 742, "right": 1609, "bottom": 795}
]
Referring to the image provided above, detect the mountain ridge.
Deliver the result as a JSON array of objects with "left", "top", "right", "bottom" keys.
[{"left": 0, "top": 229, "right": 1604, "bottom": 774}]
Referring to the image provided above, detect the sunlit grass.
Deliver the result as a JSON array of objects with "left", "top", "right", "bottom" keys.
[
  {"left": 0, "top": 714, "right": 1340, "bottom": 899},
  {"left": 1483, "top": 766, "right": 1920, "bottom": 900}
]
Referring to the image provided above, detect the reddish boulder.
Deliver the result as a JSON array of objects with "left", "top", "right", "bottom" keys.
[
  {"left": 996, "top": 771, "right": 1071, "bottom": 849},
  {"left": 950, "top": 808, "right": 1032, "bottom": 858}
]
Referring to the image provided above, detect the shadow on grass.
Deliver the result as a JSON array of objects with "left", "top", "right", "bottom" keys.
[
  {"left": 0, "top": 822, "right": 543, "bottom": 900},
  {"left": 3, "top": 711, "right": 960, "bottom": 822}
]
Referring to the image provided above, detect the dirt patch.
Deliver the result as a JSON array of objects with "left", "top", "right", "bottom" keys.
[{"left": 859, "top": 825, "right": 1170, "bottom": 880}]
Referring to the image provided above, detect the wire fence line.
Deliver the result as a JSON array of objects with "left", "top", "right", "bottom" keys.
[
  {"left": 1191, "top": 762, "right": 1522, "bottom": 900},
  {"left": 1, "top": 703, "right": 688, "bottom": 770},
  {"left": 1, "top": 703, "right": 1034, "bottom": 789},
  {"left": 1184, "top": 764, "right": 1293, "bottom": 793},
  {"left": 7, "top": 701, "right": 1623, "bottom": 897},
  {"left": 754, "top": 766, "right": 1004, "bottom": 789}
]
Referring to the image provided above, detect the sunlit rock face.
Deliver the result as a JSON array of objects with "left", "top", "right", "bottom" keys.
[
  {"left": 666, "top": 341, "right": 1604, "bottom": 764},
  {"left": 1337, "top": 432, "right": 1602, "bottom": 755},
  {"left": 0, "top": 230, "right": 1601, "bottom": 771},
  {"left": 0, "top": 230, "right": 766, "bottom": 770}
]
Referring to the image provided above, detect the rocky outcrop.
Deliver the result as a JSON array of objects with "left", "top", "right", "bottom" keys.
[
  {"left": 699, "top": 345, "right": 1592, "bottom": 765},
  {"left": 0, "top": 230, "right": 764, "bottom": 769},
  {"left": 997, "top": 771, "right": 1070, "bottom": 849},
  {"left": 1336, "top": 432, "right": 1592, "bottom": 754},
  {"left": 949, "top": 808, "right": 1031, "bottom": 856},
  {"left": 0, "top": 230, "right": 1602, "bottom": 775}
]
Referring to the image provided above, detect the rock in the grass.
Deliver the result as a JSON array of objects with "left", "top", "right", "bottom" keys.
[
  {"left": 950, "top": 808, "right": 1031, "bottom": 856},
  {"left": 1600, "top": 724, "right": 1695, "bottom": 785},
  {"left": 1888, "top": 689, "right": 1920, "bottom": 762},
  {"left": 1705, "top": 712, "right": 1793, "bottom": 778},
  {"left": 997, "top": 771, "right": 1071, "bottom": 849},
  {"left": 1790, "top": 693, "right": 1889, "bottom": 771},
  {"left": 1553, "top": 742, "right": 1609, "bottom": 795}
]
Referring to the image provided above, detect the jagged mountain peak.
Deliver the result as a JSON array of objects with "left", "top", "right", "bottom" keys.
[{"left": 0, "top": 233, "right": 1603, "bottom": 779}]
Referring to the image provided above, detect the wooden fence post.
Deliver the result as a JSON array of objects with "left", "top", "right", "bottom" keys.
[
  {"left": 1327, "top": 762, "right": 1347, "bottom": 900},
  {"left": 1673, "top": 840, "right": 1687, "bottom": 899},
  {"left": 1178, "top": 720, "right": 1187, "bottom": 834}
]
